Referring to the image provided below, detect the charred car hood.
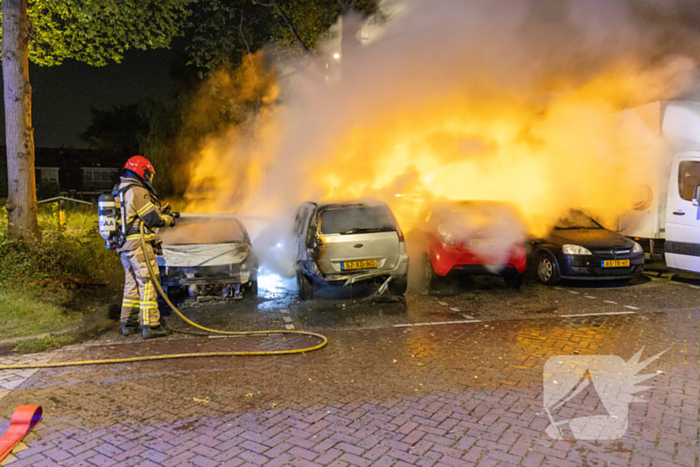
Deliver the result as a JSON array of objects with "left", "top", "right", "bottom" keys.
[
  {"left": 548, "top": 229, "right": 634, "bottom": 249},
  {"left": 158, "top": 242, "right": 251, "bottom": 268}
]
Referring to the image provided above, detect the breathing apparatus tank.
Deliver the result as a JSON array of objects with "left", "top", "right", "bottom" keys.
[{"left": 98, "top": 193, "right": 119, "bottom": 249}]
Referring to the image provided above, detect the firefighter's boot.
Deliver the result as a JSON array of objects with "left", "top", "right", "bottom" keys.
[
  {"left": 121, "top": 313, "right": 140, "bottom": 337},
  {"left": 142, "top": 325, "right": 172, "bottom": 340}
]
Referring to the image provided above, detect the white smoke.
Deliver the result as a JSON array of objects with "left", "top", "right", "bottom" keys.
[{"left": 186, "top": 0, "right": 700, "bottom": 275}]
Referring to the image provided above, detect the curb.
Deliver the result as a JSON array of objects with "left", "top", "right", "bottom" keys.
[{"left": 0, "top": 326, "right": 82, "bottom": 346}]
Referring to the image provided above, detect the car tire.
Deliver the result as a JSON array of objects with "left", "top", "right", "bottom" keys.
[
  {"left": 423, "top": 255, "right": 439, "bottom": 291},
  {"left": 536, "top": 252, "right": 561, "bottom": 285},
  {"left": 389, "top": 275, "right": 408, "bottom": 295},
  {"left": 296, "top": 270, "right": 314, "bottom": 300},
  {"left": 504, "top": 271, "right": 524, "bottom": 289},
  {"left": 246, "top": 280, "right": 259, "bottom": 298}
]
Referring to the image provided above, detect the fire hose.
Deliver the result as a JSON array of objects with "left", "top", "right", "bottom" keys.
[{"left": 0, "top": 221, "right": 328, "bottom": 370}]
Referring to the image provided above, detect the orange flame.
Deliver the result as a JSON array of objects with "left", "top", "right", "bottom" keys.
[{"left": 184, "top": 2, "right": 697, "bottom": 239}]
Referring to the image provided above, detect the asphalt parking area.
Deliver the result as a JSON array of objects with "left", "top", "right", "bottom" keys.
[{"left": 115, "top": 271, "right": 700, "bottom": 340}]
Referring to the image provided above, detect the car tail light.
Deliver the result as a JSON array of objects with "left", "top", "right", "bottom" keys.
[
  {"left": 438, "top": 224, "right": 455, "bottom": 245},
  {"left": 396, "top": 227, "right": 405, "bottom": 243}
]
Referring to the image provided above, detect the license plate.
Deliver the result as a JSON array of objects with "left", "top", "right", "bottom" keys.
[
  {"left": 468, "top": 238, "right": 498, "bottom": 246},
  {"left": 602, "top": 259, "right": 630, "bottom": 268},
  {"left": 341, "top": 260, "right": 377, "bottom": 271}
]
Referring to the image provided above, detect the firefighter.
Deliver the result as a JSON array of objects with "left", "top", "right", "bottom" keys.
[{"left": 118, "top": 156, "right": 176, "bottom": 339}]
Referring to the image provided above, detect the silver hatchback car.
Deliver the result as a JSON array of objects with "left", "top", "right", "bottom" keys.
[{"left": 293, "top": 200, "right": 409, "bottom": 299}]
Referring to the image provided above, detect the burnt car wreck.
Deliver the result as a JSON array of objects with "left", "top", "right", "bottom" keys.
[{"left": 157, "top": 216, "right": 258, "bottom": 300}]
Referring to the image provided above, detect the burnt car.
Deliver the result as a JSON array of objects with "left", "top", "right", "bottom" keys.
[
  {"left": 157, "top": 216, "right": 258, "bottom": 299},
  {"left": 293, "top": 200, "right": 409, "bottom": 299},
  {"left": 531, "top": 210, "right": 644, "bottom": 285}
]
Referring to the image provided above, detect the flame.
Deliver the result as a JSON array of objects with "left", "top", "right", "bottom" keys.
[{"left": 183, "top": 1, "right": 698, "bottom": 239}]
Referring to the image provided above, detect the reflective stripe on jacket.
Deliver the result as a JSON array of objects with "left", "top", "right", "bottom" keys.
[{"left": 117, "top": 177, "right": 170, "bottom": 252}]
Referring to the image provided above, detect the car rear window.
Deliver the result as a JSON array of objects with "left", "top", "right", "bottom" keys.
[{"left": 320, "top": 206, "right": 396, "bottom": 235}]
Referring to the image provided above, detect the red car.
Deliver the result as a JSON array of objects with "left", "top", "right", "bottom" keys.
[{"left": 413, "top": 201, "right": 527, "bottom": 289}]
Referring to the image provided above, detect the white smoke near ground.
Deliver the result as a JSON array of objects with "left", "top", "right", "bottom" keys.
[
  {"left": 425, "top": 202, "right": 528, "bottom": 273},
  {"left": 184, "top": 0, "right": 700, "bottom": 276}
]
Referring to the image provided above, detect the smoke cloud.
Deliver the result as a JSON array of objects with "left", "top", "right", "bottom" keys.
[{"left": 184, "top": 0, "right": 700, "bottom": 273}]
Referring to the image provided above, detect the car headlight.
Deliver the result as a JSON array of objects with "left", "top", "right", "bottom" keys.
[
  {"left": 562, "top": 244, "right": 592, "bottom": 255},
  {"left": 240, "top": 268, "right": 251, "bottom": 282},
  {"left": 632, "top": 242, "right": 644, "bottom": 254},
  {"left": 239, "top": 263, "right": 251, "bottom": 282}
]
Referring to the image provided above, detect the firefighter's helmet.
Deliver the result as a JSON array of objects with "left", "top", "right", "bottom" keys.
[{"left": 124, "top": 155, "right": 155, "bottom": 181}]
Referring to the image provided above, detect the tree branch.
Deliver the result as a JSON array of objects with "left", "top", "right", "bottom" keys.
[
  {"left": 259, "top": 0, "right": 313, "bottom": 55},
  {"left": 238, "top": 7, "right": 262, "bottom": 115}
]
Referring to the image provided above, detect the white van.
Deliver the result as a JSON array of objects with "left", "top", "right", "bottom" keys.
[{"left": 615, "top": 101, "right": 700, "bottom": 273}]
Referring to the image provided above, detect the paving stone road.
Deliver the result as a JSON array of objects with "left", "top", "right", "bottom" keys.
[{"left": 0, "top": 276, "right": 698, "bottom": 466}]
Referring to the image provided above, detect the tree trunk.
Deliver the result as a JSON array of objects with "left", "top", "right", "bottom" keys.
[{"left": 2, "top": 0, "right": 39, "bottom": 240}]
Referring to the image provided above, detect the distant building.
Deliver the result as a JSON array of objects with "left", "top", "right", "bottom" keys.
[{"left": 1, "top": 146, "right": 123, "bottom": 199}]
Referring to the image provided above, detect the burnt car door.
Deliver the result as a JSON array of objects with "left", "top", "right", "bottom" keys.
[{"left": 294, "top": 202, "right": 317, "bottom": 263}]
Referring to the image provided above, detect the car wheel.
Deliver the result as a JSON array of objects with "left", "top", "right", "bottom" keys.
[
  {"left": 296, "top": 270, "right": 314, "bottom": 300},
  {"left": 388, "top": 275, "right": 408, "bottom": 295},
  {"left": 246, "top": 280, "right": 258, "bottom": 298},
  {"left": 537, "top": 252, "right": 561, "bottom": 285},
  {"left": 423, "top": 255, "right": 439, "bottom": 291},
  {"left": 504, "top": 271, "right": 524, "bottom": 289}
]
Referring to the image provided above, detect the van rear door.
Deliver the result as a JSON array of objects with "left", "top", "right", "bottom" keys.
[{"left": 665, "top": 153, "right": 700, "bottom": 273}]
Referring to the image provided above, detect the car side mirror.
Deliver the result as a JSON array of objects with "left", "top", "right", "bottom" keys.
[{"left": 694, "top": 185, "right": 700, "bottom": 207}]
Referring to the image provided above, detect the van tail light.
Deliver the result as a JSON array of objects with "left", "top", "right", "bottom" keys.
[
  {"left": 396, "top": 227, "right": 405, "bottom": 243},
  {"left": 438, "top": 224, "right": 455, "bottom": 245}
]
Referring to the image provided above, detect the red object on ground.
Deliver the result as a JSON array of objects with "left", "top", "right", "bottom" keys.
[{"left": 0, "top": 406, "right": 43, "bottom": 462}]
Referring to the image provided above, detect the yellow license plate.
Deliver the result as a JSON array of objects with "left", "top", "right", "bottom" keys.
[
  {"left": 341, "top": 260, "right": 377, "bottom": 271},
  {"left": 468, "top": 238, "right": 498, "bottom": 246},
  {"left": 602, "top": 259, "right": 630, "bottom": 268}
]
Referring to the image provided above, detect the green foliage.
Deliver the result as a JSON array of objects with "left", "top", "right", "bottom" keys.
[
  {"left": 0, "top": 288, "right": 81, "bottom": 338},
  {"left": 0, "top": 208, "right": 116, "bottom": 345},
  {"left": 186, "top": 0, "right": 377, "bottom": 74},
  {"left": 16, "top": 335, "right": 74, "bottom": 354},
  {"left": 17, "top": 0, "right": 197, "bottom": 66},
  {"left": 0, "top": 211, "right": 121, "bottom": 285}
]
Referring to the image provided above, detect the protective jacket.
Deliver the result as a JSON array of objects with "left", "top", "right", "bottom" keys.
[
  {"left": 117, "top": 175, "right": 172, "bottom": 329},
  {"left": 116, "top": 176, "right": 170, "bottom": 252}
]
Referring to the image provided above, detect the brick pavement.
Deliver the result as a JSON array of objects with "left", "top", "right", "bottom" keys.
[
  {"left": 0, "top": 311, "right": 698, "bottom": 466},
  {"left": 0, "top": 354, "right": 54, "bottom": 403}
]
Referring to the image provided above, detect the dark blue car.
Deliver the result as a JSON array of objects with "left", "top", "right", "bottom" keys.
[{"left": 530, "top": 210, "right": 645, "bottom": 285}]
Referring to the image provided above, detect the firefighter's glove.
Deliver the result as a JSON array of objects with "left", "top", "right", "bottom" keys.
[
  {"left": 162, "top": 204, "right": 172, "bottom": 215},
  {"left": 160, "top": 214, "right": 176, "bottom": 228},
  {"left": 152, "top": 241, "right": 164, "bottom": 256}
]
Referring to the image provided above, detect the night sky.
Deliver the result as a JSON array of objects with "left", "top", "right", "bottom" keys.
[{"left": 0, "top": 41, "right": 182, "bottom": 149}]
